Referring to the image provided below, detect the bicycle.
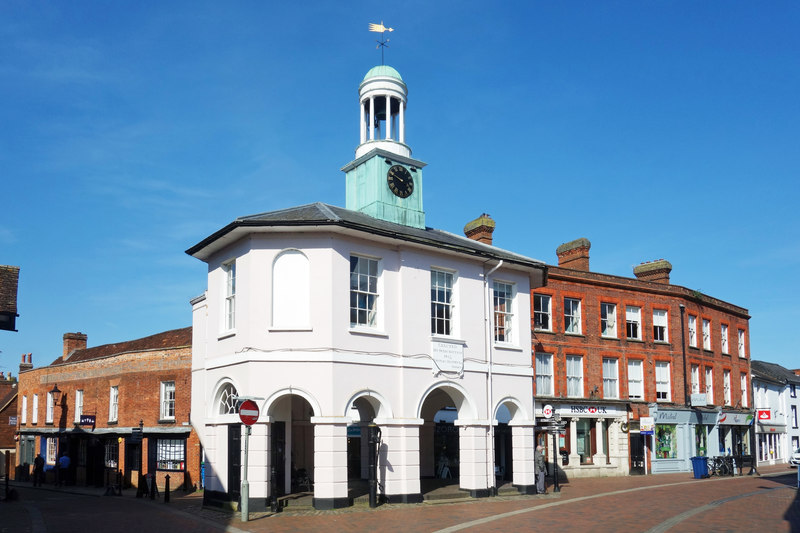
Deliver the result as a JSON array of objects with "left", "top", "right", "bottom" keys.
[{"left": 707, "top": 456, "right": 732, "bottom": 477}]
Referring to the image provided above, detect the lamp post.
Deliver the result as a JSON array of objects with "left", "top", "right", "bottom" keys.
[
  {"left": 552, "top": 414, "right": 561, "bottom": 493},
  {"left": 50, "top": 384, "right": 62, "bottom": 407}
]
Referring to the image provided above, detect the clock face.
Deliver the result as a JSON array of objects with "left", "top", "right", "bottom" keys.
[{"left": 387, "top": 165, "right": 414, "bottom": 198}]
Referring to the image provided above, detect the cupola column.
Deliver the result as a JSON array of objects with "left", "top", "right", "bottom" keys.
[
  {"left": 369, "top": 96, "right": 375, "bottom": 141},
  {"left": 399, "top": 99, "right": 405, "bottom": 144},
  {"left": 385, "top": 94, "right": 392, "bottom": 140},
  {"left": 360, "top": 98, "right": 366, "bottom": 144}
]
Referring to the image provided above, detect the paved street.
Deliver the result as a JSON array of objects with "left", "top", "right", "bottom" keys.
[{"left": 2, "top": 465, "right": 798, "bottom": 532}]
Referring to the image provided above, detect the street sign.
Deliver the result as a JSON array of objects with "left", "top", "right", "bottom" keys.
[
  {"left": 131, "top": 427, "right": 143, "bottom": 443},
  {"left": 239, "top": 400, "right": 260, "bottom": 426},
  {"left": 542, "top": 404, "right": 553, "bottom": 419}
]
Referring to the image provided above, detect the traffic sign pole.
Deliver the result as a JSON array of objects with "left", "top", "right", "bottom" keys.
[{"left": 238, "top": 399, "right": 260, "bottom": 523}]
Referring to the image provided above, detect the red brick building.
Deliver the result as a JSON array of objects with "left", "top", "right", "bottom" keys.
[
  {"left": 531, "top": 238, "right": 752, "bottom": 477},
  {"left": 0, "top": 373, "right": 18, "bottom": 478},
  {"left": 15, "top": 328, "right": 200, "bottom": 491}
]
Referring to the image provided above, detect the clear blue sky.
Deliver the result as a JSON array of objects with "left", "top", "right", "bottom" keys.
[{"left": 2, "top": 1, "right": 798, "bottom": 374}]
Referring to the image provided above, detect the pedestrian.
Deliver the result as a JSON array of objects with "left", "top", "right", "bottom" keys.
[
  {"left": 33, "top": 454, "right": 44, "bottom": 487},
  {"left": 56, "top": 452, "right": 70, "bottom": 487},
  {"left": 535, "top": 444, "right": 547, "bottom": 494}
]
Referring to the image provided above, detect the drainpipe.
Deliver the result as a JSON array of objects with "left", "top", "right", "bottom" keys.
[
  {"left": 485, "top": 260, "right": 503, "bottom": 495},
  {"left": 680, "top": 304, "right": 688, "bottom": 407}
]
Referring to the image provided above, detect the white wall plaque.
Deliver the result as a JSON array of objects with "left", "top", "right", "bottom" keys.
[{"left": 431, "top": 341, "right": 464, "bottom": 373}]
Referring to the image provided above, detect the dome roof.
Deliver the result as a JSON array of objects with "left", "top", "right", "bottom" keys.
[{"left": 363, "top": 65, "right": 403, "bottom": 82}]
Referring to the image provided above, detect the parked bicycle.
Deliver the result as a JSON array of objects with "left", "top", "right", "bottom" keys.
[{"left": 706, "top": 456, "right": 733, "bottom": 477}]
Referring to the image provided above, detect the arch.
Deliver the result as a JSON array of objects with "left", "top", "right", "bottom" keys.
[
  {"left": 342, "top": 390, "right": 394, "bottom": 421},
  {"left": 209, "top": 378, "right": 241, "bottom": 419},
  {"left": 264, "top": 387, "right": 322, "bottom": 420},
  {"left": 417, "top": 381, "right": 478, "bottom": 421},
  {"left": 493, "top": 396, "right": 529, "bottom": 423},
  {"left": 272, "top": 249, "right": 310, "bottom": 329}
]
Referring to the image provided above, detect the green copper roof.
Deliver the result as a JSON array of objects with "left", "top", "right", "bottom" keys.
[{"left": 363, "top": 65, "right": 403, "bottom": 82}]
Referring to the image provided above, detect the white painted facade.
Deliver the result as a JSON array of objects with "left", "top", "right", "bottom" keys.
[{"left": 753, "top": 374, "right": 800, "bottom": 465}]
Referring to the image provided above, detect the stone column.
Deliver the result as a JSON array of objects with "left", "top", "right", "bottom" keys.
[
  {"left": 419, "top": 421, "right": 435, "bottom": 478},
  {"left": 593, "top": 418, "right": 607, "bottom": 465},
  {"left": 399, "top": 100, "right": 405, "bottom": 143},
  {"left": 568, "top": 418, "right": 581, "bottom": 465},
  {"left": 360, "top": 99, "right": 366, "bottom": 144},
  {"left": 203, "top": 424, "right": 220, "bottom": 493},
  {"left": 311, "top": 417, "right": 350, "bottom": 510},
  {"left": 510, "top": 422, "right": 536, "bottom": 494},
  {"left": 246, "top": 422, "right": 269, "bottom": 512},
  {"left": 457, "top": 420, "right": 491, "bottom": 497},
  {"left": 369, "top": 97, "right": 375, "bottom": 141},
  {"left": 385, "top": 95, "right": 392, "bottom": 139},
  {"left": 375, "top": 418, "right": 423, "bottom": 503}
]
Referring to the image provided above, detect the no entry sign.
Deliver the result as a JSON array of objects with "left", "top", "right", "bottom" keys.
[{"left": 239, "top": 400, "right": 260, "bottom": 426}]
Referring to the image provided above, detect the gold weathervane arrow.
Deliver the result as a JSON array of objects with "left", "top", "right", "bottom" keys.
[
  {"left": 369, "top": 21, "right": 394, "bottom": 64},
  {"left": 369, "top": 22, "right": 394, "bottom": 33}
]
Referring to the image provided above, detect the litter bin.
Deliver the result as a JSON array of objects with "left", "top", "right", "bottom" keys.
[{"left": 691, "top": 456, "right": 708, "bottom": 479}]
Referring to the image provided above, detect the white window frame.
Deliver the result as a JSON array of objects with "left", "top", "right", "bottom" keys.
[
  {"left": 46, "top": 437, "right": 57, "bottom": 465},
  {"left": 32, "top": 394, "right": 38, "bottom": 424},
  {"left": 160, "top": 381, "right": 176, "bottom": 421},
  {"left": 653, "top": 309, "right": 668, "bottom": 343},
  {"left": 109, "top": 386, "right": 119, "bottom": 423},
  {"left": 564, "top": 297, "right": 581, "bottom": 335},
  {"left": 720, "top": 324, "right": 729, "bottom": 354},
  {"left": 74, "top": 389, "right": 84, "bottom": 424},
  {"left": 350, "top": 255, "right": 380, "bottom": 329},
  {"left": 156, "top": 438, "right": 186, "bottom": 471},
  {"left": 600, "top": 303, "right": 617, "bottom": 338},
  {"left": 626, "top": 306, "right": 642, "bottom": 340},
  {"left": 46, "top": 391, "right": 53, "bottom": 424},
  {"left": 655, "top": 361, "right": 671, "bottom": 401},
  {"left": 603, "top": 358, "right": 619, "bottom": 399},
  {"left": 272, "top": 250, "right": 311, "bottom": 330},
  {"left": 222, "top": 259, "right": 236, "bottom": 332},
  {"left": 493, "top": 281, "right": 515, "bottom": 344},
  {"left": 738, "top": 329, "right": 746, "bottom": 357},
  {"left": 21, "top": 395, "right": 27, "bottom": 424},
  {"left": 702, "top": 318, "right": 711, "bottom": 350},
  {"left": 566, "top": 355, "right": 583, "bottom": 398},
  {"left": 723, "top": 370, "right": 731, "bottom": 406},
  {"left": 705, "top": 367, "right": 714, "bottom": 405},
  {"left": 535, "top": 353, "right": 553, "bottom": 396},
  {"left": 628, "top": 360, "right": 643, "bottom": 400},
  {"left": 533, "top": 294, "right": 551, "bottom": 332},
  {"left": 691, "top": 365, "right": 700, "bottom": 394},
  {"left": 688, "top": 315, "right": 697, "bottom": 347},
  {"left": 740, "top": 374, "right": 748, "bottom": 408},
  {"left": 792, "top": 405, "right": 798, "bottom": 429},
  {"left": 431, "top": 268, "right": 456, "bottom": 336}
]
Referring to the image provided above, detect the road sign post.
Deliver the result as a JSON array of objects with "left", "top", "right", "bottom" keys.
[{"left": 238, "top": 399, "right": 260, "bottom": 522}]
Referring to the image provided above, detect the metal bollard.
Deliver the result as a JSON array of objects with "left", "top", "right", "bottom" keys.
[{"left": 164, "top": 474, "right": 170, "bottom": 503}]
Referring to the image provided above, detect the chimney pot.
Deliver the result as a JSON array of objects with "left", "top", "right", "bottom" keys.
[
  {"left": 633, "top": 259, "right": 672, "bottom": 284},
  {"left": 463, "top": 214, "right": 496, "bottom": 245},
  {"left": 556, "top": 238, "right": 591, "bottom": 271}
]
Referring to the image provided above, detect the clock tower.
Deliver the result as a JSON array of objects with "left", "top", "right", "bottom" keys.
[{"left": 341, "top": 65, "right": 427, "bottom": 229}]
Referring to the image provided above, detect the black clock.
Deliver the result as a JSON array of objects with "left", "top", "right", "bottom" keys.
[{"left": 387, "top": 165, "right": 414, "bottom": 198}]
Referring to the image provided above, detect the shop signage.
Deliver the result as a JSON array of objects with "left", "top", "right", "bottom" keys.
[
  {"left": 568, "top": 405, "right": 610, "bottom": 414},
  {"left": 690, "top": 393, "right": 707, "bottom": 407},
  {"left": 130, "top": 427, "right": 143, "bottom": 443},
  {"left": 757, "top": 409, "right": 771, "bottom": 421},
  {"left": 79, "top": 414, "right": 96, "bottom": 426},
  {"left": 542, "top": 404, "right": 553, "bottom": 419},
  {"left": 431, "top": 341, "right": 464, "bottom": 373},
  {"left": 640, "top": 416, "right": 655, "bottom": 435},
  {"left": 718, "top": 412, "right": 754, "bottom": 426},
  {"left": 9, "top": 416, "right": 17, "bottom": 425}
]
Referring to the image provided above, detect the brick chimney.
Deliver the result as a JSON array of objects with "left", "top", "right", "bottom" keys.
[
  {"left": 556, "top": 238, "right": 591, "bottom": 271},
  {"left": 19, "top": 353, "right": 32, "bottom": 372},
  {"left": 633, "top": 259, "right": 672, "bottom": 284},
  {"left": 463, "top": 214, "right": 496, "bottom": 245},
  {"left": 63, "top": 332, "right": 87, "bottom": 361}
]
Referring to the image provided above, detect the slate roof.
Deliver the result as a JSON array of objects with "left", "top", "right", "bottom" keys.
[
  {"left": 51, "top": 327, "right": 192, "bottom": 366},
  {"left": 186, "top": 202, "right": 548, "bottom": 274},
  {"left": 751, "top": 360, "right": 800, "bottom": 386},
  {"left": 0, "top": 265, "right": 20, "bottom": 314}
]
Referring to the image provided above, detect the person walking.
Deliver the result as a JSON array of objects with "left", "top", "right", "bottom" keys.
[
  {"left": 56, "top": 452, "right": 70, "bottom": 487},
  {"left": 535, "top": 444, "right": 547, "bottom": 494},
  {"left": 32, "top": 454, "right": 44, "bottom": 487}
]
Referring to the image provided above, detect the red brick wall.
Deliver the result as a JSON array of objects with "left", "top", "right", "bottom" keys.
[{"left": 532, "top": 266, "right": 751, "bottom": 415}]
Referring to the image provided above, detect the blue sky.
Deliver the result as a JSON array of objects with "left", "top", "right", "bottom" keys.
[{"left": 1, "top": 1, "right": 798, "bottom": 374}]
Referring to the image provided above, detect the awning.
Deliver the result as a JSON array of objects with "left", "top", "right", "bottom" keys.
[{"left": 756, "top": 421, "right": 786, "bottom": 434}]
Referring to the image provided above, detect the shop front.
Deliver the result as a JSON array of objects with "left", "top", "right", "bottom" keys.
[
  {"left": 756, "top": 411, "right": 787, "bottom": 465},
  {"left": 535, "top": 402, "right": 629, "bottom": 478}
]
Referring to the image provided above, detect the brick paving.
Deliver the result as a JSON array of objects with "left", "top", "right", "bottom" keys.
[{"left": 1, "top": 465, "right": 798, "bottom": 532}]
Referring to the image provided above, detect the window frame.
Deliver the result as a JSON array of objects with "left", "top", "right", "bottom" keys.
[
  {"left": 493, "top": 280, "right": 515, "bottom": 344},
  {"left": 705, "top": 367, "right": 714, "bottom": 405},
  {"left": 160, "top": 381, "right": 176, "bottom": 421},
  {"left": 737, "top": 329, "right": 746, "bottom": 357},
  {"left": 723, "top": 369, "right": 731, "bottom": 406},
  {"left": 21, "top": 395, "right": 27, "bottom": 425},
  {"left": 652, "top": 309, "right": 668, "bottom": 343},
  {"left": 688, "top": 315, "right": 697, "bottom": 347},
  {"left": 564, "top": 297, "right": 582, "bottom": 335},
  {"left": 430, "top": 268, "right": 457, "bottom": 337},
  {"left": 46, "top": 437, "right": 57, "bottom": 465},
  {"left": 740, "top": 373, "right": 748, "bottom": 408},
  {"left": 533, "top": 294, "right": 552, "bottom": 332},
  {"left": 46, "top": 391, "right": 54, "bottom": 424},
  {"left": 32, "top": 394, "right": 38, "bottom": 424},
  {"left": 350, "top": 255, "right": 380, "bottom": 329},
  {"left": 792, "top": 405, "right": 798, "bottom": 429},
  {"left": 105, "top": 439, "right": 119, "bottom": 468},
  {"left": 600, "top": 303, "right": 617, "bottom": 338},
  {"left": 535, "top": 353, "right": 553, "bottom": 396},
  {"left": 627, "top": 359, "right": 644, "bottom": 400},
  {"left": 702, "top": 318, "right": 711, "bottom": 350},
  {"left": 156, "top": 438, "right": 186, "bottom": 471},
  {"left": 626, "top": 305, "right": 642, "bottom": 340},
  {"left": 720, "top": 324, "right": 729, "bottom": 354},
  {"left": 655, "top": 361, "right": 671, "bottom": 402},
  {"left": 74, "top": 389, "right": 84, "bottom": 424},
  {"left": 566, "top": 355, "right": 583, "bottom": 398},
  {"left": 603, "top": 358, "right": 619, "bottom": 399},
  {"left": 691, "top": 364, "right": 700, "bottom": 394},
  {"left": 222, "top": 259, "right": 236, "bottom": 333},
  {"left": 109, "top": 385, "right": 119, "bottom": 423}
]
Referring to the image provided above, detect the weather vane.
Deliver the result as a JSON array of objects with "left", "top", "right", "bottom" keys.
[{"left": 369, "top": 21, "right": 394, "bottom": 65}]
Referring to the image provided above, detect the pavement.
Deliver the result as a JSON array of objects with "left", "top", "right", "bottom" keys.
[{"left": 1, "top": 464, "right": 797, "bottom": 532}]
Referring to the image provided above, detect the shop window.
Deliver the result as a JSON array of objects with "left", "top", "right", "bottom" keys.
[
  {"left": 156, "top": 439, "right": 186, "bottom": 471},
  {"left": 695, "top": 425, "right": 707, "bottom": 456},
  {"left": 655, "top": 424, "right": 678, "bottom": 459},
  {"left": 46, "top": 437, "right": 57, "bottom": 465},
  {"left": 576, "top": 418, "right": 593, "bottom": 464},
  {"left": 105, "top": 440, "right": 118, "bottom": 468}
]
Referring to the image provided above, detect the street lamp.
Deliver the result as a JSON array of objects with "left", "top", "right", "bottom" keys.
[{"left": 50, "top": 383, "right": 62, "bottom": 406}]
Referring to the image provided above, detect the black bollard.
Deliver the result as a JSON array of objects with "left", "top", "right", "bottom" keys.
[
  {"left": 149, "top": 474, "right": 156, "bottom": 499},
  {"left": 164, "top": 474, "right": 170, "bottom": 503},
  {"left": 136, "top": 471, "right": 144, "bottom": 498}
]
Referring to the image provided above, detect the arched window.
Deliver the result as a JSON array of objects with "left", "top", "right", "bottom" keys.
[
  {"left": 216, "top": 383, "right": 238, "bottom": 415},
  {"left": 272, "top": 250, "right": 310, "bottom": 329}
]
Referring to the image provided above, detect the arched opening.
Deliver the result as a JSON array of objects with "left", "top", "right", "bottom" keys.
[{"left": 266, "top": 394, "right": 315, "bottom": 496}]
